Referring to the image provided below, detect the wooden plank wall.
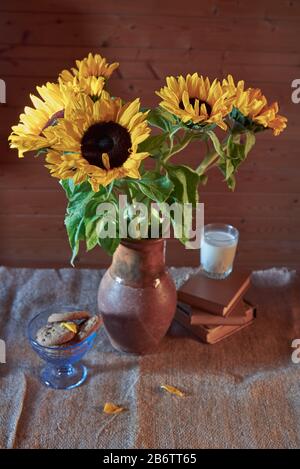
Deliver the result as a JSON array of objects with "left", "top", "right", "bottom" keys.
[{"left": 0, "top": 0, "right": 299, "bottom": 269}]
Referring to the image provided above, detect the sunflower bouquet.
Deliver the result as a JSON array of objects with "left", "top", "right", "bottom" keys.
[{"left": 9, "top": 53, "right": 287, "bottom": 263}]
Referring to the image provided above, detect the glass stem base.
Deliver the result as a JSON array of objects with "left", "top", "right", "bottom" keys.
[{"left": 40, "top": 363, "right": 87, "bottom": 390}]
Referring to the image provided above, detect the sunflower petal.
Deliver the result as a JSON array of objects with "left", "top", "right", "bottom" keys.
[
  {"left": 103, "top": 403, "right": 125, "bottom": 415},
  {"left": 160, "top": 384, "right": 185, "bottom": 397}
]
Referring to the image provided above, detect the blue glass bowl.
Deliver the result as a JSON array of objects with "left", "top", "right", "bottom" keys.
[{"left": 28, "top": 307, "right": 98, "bottom": 390}]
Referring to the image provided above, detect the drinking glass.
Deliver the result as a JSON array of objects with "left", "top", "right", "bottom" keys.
[{"left": 200, "top": 223, "right": 239, "bottom": 279}]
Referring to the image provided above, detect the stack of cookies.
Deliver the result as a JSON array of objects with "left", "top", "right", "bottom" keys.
[{"left": 36, "top": 310, "right": 102, "bottom": 347}]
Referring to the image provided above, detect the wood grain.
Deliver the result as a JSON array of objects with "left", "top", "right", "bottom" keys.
[
  {"left": 2, "top": 0, "right": 300, "bottom": 19},
  {"left": 0, "top": 237, "right": 298, "bottom": 269},
  {"left": 0, "top": 163, "right": 298, "bottom": 193},
  {"left": 0, "top": 0, "right": 299, "bottom": 269},
  {"left": 0, "top": 13, "right": 299, "bottom": 52}
]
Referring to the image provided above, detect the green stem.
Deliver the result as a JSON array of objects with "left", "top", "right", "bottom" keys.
[
  {"left": 154, "top": 158, "right": 160, "bottom": 173},
  {"left": 164, "top": 134, "right": 194, "bottom": 162},
  {"left": 115, "top": 180, "right": 134, "bottom": 204},
  {"left": 196, "top": 150, "right": 219, "bottom": 175},
  {"left": 128, "top": 186, "right": 135, "bottom": 204},
  {"left": 167, "top": 134, "right": 174, "bottom": 158},
  {"left": 196, "top": 136, "right": 231, "bottom": 175}
]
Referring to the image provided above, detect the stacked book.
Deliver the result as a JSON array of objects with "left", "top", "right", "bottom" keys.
[{"left": 175, "top": 270, "right": 256, "bottom": 344}]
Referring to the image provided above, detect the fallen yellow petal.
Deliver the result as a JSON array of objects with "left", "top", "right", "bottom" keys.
[
  {"left": 60, "top": 322, "right": 78, "bottom": 333},
  {"left": 103, "top": 402, "right": 125, "bottom": 414},
  {"left": 160, "top": 384, "right": 185, "bottom": 397}
]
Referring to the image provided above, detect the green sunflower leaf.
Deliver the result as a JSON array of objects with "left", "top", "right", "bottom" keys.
[
  {"left": 86, "top": 231, "right": 99, "bottom": 251},
  {"left": 226, "top": 174, "right": 236, "bottom": 191},
  {"left": 219, "top": 132, "right": 255, "bottom": 191},
  {"left": 63, "top": 181, "right": 114, "bottom": 262},
  {"left": 223, "top": 130, "right": 256, "bottom": 182},
  {"left": 85, "top": 215, "right": 101, "bottom": 251},
  {"left": 60, "top": 178, "right": 75, "bottom": 199},
  {"left": 205, "top": 130, "right": 226, "bottom": 159},
  {"left": 85, "top": 197, "right": 121, "bottom": 255},
  {"left": 138, "top": 133, "right": 168, "bottom": 156},
  {"left": 99, "top": 236, "right": 120, "bottom": 256},
  {"left": 168, "top": 201, "right": 194, "bottom": 246},
  {"left": 166, "top": 164, "right": 200, "bottom": 207},
  {"left": 131, "top": 172, "right": 174, "bottom": 203},
  {"left": 147, "top": 108, "right": 177, "bottom": 131},
  {"left": 64, "top": 215, "right": 85, "bottom": 266},
  {"left": 67, "top": 190, "right": 94, "bottom": 214},
  {"left": 97, "top": 215, "right": 120, "bottom": 255},
  {"left": 245, "top": 131, "right": 256, "bottom": 157}
]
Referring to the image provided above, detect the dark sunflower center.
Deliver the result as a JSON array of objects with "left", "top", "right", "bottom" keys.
[
  {"left": 81, "top": 121, "right": 131, "bottom": 169},
  {"left": 179, "top": 98, "right": 212, "bottom": 116}
]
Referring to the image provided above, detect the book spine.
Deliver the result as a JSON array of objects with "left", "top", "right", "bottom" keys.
[
  {"left": 178, "top": 292, "right": 224, "bottom": 316},
  {"left": 190, "top": 309, "right": 253, "bottom": 326},
  {"left": 206, "top": 320, "right": 255, "bottom": 344},
  {"left": 174, "top": 308, "right": 208, "bottom": 343},
  {"left": 175, "top": 307, "right": 256, "bottom": 344}
]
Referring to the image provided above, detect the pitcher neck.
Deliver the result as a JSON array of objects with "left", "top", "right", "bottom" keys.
[{"left": 109, "top": 239, "right": 166, "bottom": 286}]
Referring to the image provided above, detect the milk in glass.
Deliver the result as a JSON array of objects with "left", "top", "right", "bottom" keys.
[{"left": 201, "top": 224, "right": 239, "bottom": 279}]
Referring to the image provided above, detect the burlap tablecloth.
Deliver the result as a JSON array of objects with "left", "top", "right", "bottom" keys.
[{"left": 0, "top": 266, "right": 299, "bottom": 449}]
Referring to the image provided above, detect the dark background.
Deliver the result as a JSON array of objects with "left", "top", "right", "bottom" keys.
[{"left": 0, "top": 0, "right": 299, "bottom": 269}]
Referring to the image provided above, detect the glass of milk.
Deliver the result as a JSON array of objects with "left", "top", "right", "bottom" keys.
[{"left": 200, "top": 223, "right": 239, "bottom": 279}]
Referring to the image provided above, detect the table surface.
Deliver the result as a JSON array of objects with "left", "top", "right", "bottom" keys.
[{"left": 0, "top": 266, "right": 299, "bottom": 449}]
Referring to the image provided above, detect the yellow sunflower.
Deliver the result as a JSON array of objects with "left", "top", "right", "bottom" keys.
[
  {"left": 60, "top": 53, "right": 119, "bottom": 83},
  {"left": 223, "top": 75, "right": 287, "bottom": 136},
  {"left": 45, "top": 150, "right": 90, "bottom": 184},
  {"left": 43, "top": 94, "right": 151, "bottom": 191},
  {"left": 156, "top": 73, "right": 234, "bottom": 130},
  {"left": 9, "top": 82, "right": 71, "bottom": 158},
  {"left": 59, "top": 74, "right": 108, "bottom": 100},
  {"left": 222, "top": 75, "right": 266, "bottom": 117},
  {"left": 252, "top": 100, "right": 287, "bottom": 136}
]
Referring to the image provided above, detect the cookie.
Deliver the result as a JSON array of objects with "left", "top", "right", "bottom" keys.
[
  {"left": 47, "top": 310, "right": 91, "bottom": 323},
  {"left": 36, "top": 323, "right": 76, "bottom": 347},
  {"left": 77, "top": 315, "right": 102, "bottom": 341}
]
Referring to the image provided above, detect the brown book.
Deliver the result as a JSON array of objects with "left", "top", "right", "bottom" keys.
[
  {"left": 178, "top": 270, "right": 251, "bottom": 316},
  {"left": 175, "top": 304, "right": 255, "bottom": 344},
  {"left": 178, "top": 299, "right": 254, "bottom": 326}
]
